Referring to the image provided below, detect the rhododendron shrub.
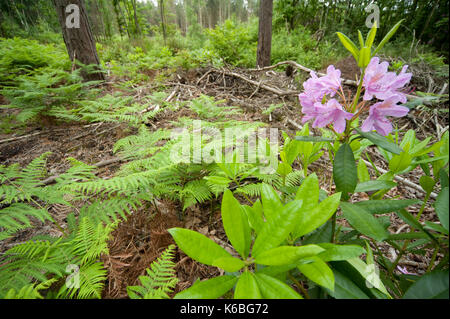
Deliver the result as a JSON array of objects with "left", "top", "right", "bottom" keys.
[{"left": 298, "top": 20, "right": 413, "bottom": 139}]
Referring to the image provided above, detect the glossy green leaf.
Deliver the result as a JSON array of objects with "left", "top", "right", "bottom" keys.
[
  {"left": 357, "top": 160, "right": 370, "bottom": 183},
  {"left": 252, "top": 200, "right": 303, "bottom": 257},
  {"left": 168, "top": 228, "right": 234, "bottom": 270},
  {"left": 318, "top": 244, "right": 366, "bottom": 262},
  {"left": 241, "top": 201, "right": 264, "bottom": 234},
  {"left": 358, "top": 47, "right": 371, "bottom": 68},
  {"left": 221, "top": 190, "right": 251, "bottom": 259},
  {"left": 403, "top": 270, "right": 449, "bottom": 299},
  {"left": 358, "top": 30, "right": 365, "bottom": 48},
  {"left": 346, "top": 258, "right": 390, "bottom": 297},
  {"left": 355, "top": 129, "right": 403, "bottom": 155},
  {"left": 355, "top": 180, "right": 397, "bottom": 193},
  {"left": 365, "top": 21, "right": 378, "bottom": 48},
  {"left": 261, "top": 183, "right": 283, "bottom": 221},
  {"left": 389, "top": 152, "right": 413, "bottom": 173},
  {"left": 336, "top": 32, "right": 360, "bottom": 61},
  {"left": 254, "top": 273, "right": 303, "bottom": 299},
  {"left": 254, "top": 245, "right": 324, "bottom": 266},
  {"left": 295, "top": 173, "right": 319, "bottom": 215},
  {"left": 353, "top": 199, "right": 420, "bottom": 214},
  {"left": 174, "top": 275, "right": 238, "bottom": 299},
  {"left": 234, "top": 271, "right": 261, "bottom": 299},
  {"left": 333, "top": 144, "right": 357, "bottom": 198},
  {"left": 298, "top": 256, "right": 335, "bottom": 291},
  {"left": 293, "top": 193, "right": 341, "bottom": 239},
  {"left": 212, "top": 257, "right": 245, "bottom": 272},
  {"left": 340, "top": 202, "right": 388, "bottom": 241},
  {"left": 327, "top": 270, "right": 369, "bottom": 299}
]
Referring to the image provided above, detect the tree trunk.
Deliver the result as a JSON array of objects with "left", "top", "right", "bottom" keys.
[
  {"left": 131, "top": 0, "right": 141, "bottom": 36},
  {"left": 256, "top": 0, "right": 273, "bottom": 68},
  {"left": 52, "top": 0, "right": 105, "bottom": 82},
  {"left": 159, "top": 0, "right": 167, "bottom": 45}
]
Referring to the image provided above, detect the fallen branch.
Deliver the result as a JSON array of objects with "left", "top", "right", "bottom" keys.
[
  {"left": 217, "top": 68, "right": 298, "bottom": 96},
  {"left": 362, "top": 159, "right": 438, "bottom": 199},
  {"left": 41, "top": 157, "right": 125, "bottom": 186},
  {"left": 137, "top": 88, "right": 177, "bottom": 115},
  {"left": 0, "top": 131, "right": 47, "bottom": 145}
]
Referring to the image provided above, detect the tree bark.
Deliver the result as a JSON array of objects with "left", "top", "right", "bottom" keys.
[
  {"left": 131, "top": 0, "right": 141, "bottom": 36},
  {"left": 257, "top": 0, "right": 273, "bottom": 68},
  {"left": 52, "top": 0, "right": 105, "bottom": 82}
]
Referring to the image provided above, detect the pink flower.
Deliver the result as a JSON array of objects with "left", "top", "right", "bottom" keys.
[
  {"left": 363, "top": 57, "right": 412, "bottom": 103},
  {"left": 312, "top": 99, "right": 354, "bottom": 133},
  {"left": 361, "top": 96, "right": 410, "bottom": 136},
  {"left": 299, "top": 65, "right": 344, "bottom": 125},
  {"left": 397, "top": 266, "right": 417, "bottom": 276}
]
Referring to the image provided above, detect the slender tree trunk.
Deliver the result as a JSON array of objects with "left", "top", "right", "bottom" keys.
[
  {"left": 131, "top": 0, "right": 141, "bottom": 36},
  {"left": 257, "top": 0, "right": 273, "bottom": 67},
  {"left": 159, "top": 0, "right": 167, "bottom": 45},
  {"left": 52, "top": 0, "right": 105, "bottom": 81}
]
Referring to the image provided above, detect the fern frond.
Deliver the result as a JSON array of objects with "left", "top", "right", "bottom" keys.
[
  {"left": 70, "top": 217, "right": 114, "bottom": 265},
  {"left": 0, "top": 204, "right": 52, "bottom": 240},
  {"left": 57, "top": 262, "right": 107, "bottom": 299},
  {"left": 3, "top": 278, "right": 58, "bottom": 299},
  {"left": 127, "top": 245, "right": 178, "bottom": 299},
  {"left": 235, "top": 183, "right": 263, "bottom": 198}
]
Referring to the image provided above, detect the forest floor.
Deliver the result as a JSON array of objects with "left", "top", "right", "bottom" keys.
[{"left": 0, "top": 57, "right": 448, "bottom": 298}]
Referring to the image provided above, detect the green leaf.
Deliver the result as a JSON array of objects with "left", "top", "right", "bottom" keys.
[
  {"left": 295, "top": 173, "right": 319, "bottom": 216},
  {"left": 365, "top": 21, "right": 378, "bottom": 48},
  {"left": 357, "top": 160, "right": 370, "bottom": 183},
  {"left": 373, "top": 19, "right": 405, "bottom": 56},
  {"left": 355, "top": 129, "right": 403, "bottom": 155},
  {"left": 293, "top": 193, "right": 341, "bottom": 239},
  {"left": 389, "top": 152, "right": 413, "bottom": 173},
  {"left": 355, "top": 180, "right": 397, "bottom": 193},
  {"left": 241, "top": 201, "right": 264, "bottom": 234},
  {"left": 254, "top": 273, "right": 303, "bottom": 299},
  {"left": 333, "top": 144, "right": 357, "bottom": 198},
  {"left": 254, "top": 245, "right": 324, "bottom": 266},
  {"left": 221, "top": 190, "right": 251, "bottom": 259},
  {"left": 168, "top": 228, "right": 234, "bottom": 270},
  {"left": 336, "top": 32, "right": 360, "bottom": 61},
  {"left": 353, "top": 199, "right": 420, "bottom": 214},
  {"left": 358, "top": 30, "right": 365, "bottom": 48},
  {"left": 435, "top": 187, "right": 449, "bottom": 232},
  {"left": 340, "top": 202, "right": 388, "bottom": 242},
  {"left": 277, "top": 162, "right": 293, "bottom": 176},
  {"left": 358, "top": 47, "right": 371, "bottom": 68},
  {"left": 252, "top": 200, "right": 303, "bottom": 257},
  {"left": 174, "top": 275, "right": 238, "bottom": 299},
  {"left": 294, "top": 136, "right": 335, "bottom": 143},
  {"left": 327, "top": 270, "right": 369, "bottom": 299},
  {"left": 212, "top": 257, "right": 245, "bottom": 272},
  {"left": 298, "top": 256, "right": 335, "bottom": 291},
  {"left": 317, "top": 244, "right": 366, "bottom": 262},
  {"left": 403, "top": 270, "right": 449, "bottom": 299},
  {"left": 261, "top": 183, "right": 283, "bottom": 221},
  {"left": 234, "top": 271, "right": 261, "bottom": 299},
  {"left": 346, "top": 258, "right": 391, "bottom": 297}
]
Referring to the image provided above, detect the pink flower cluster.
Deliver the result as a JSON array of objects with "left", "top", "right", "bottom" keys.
[{"left": 299, "top": 57, "right": 412, "bottom": 136}]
